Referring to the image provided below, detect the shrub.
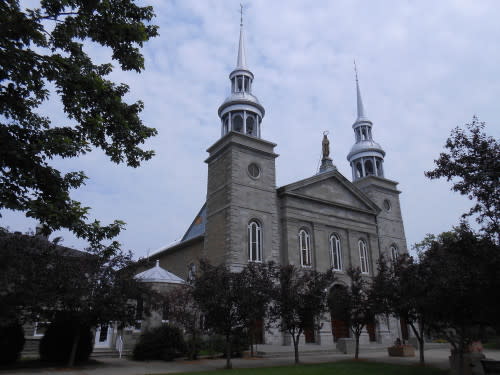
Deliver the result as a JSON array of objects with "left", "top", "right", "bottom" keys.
[
  {"left": 0, "top": 322, "right": 25, "bottom": 364},
  {"left": 39, "top": 314, "right": 93, "bottom": 363},
  {"left": 133, "top": 324, "right": 186, "bottom": 361},
  {"left": 200, "top": 333, "right": 249, "bottom": 358}
]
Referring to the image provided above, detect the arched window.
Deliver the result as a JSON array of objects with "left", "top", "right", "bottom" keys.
[
  {"left": 233, "top": 114, "right": 243, "bottom": 132},
  {"left": 330, "top": 234, "right": 343, "bottom": 271},
  {"left": 390, "top": 245, "right": 399, "bottom": 262},
  {"left": 246, "top": 116, "right": 255, "bottom": 136},
  {"left": 365, "top": 159, "right": 374, "bottom": 175},
  {"left": 237, "top": 76, "right": 243, "bottom": 92},
  {"left": 299, "top": 229, "right": 311, "bottom": 267},
  {"left": 248, "top": 220, "right": 262, "bottom": 262},
  {"left": 223, "top": 117, "right": 229, "bottom": 135},
  {"left": 358, "top": 240, "right": 369, "bottom": 274}
]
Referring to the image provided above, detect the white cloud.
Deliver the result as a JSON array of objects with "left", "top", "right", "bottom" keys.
[{"left": 3, "top": 0, "right": 499, "bottom": 257}]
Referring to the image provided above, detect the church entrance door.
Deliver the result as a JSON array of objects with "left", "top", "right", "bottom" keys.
[{"left": 331, "top": 319, "right": 350, "bottom": 342}]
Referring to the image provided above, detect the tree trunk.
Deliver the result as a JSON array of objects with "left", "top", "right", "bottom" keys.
[
  {"left": 67, "top": 326, "right": 80, "bottom": 367},
  {"left": 292, "top": 334, "right": 300, "bottom": 365},
  {"left": 409, "top": 321, "right": 425, "bottom": 365},
  {"left": 354, "top": 333, "right": 360, "bottom": 359},
  {"left": 419, "top": 336, "right": 425, "bottom": 365},
  {"left": 250, "top": 328, "right": 254, "bottom": 357},
  {"left": 225, "top": 334, "right": 232, "bottom": 369}
]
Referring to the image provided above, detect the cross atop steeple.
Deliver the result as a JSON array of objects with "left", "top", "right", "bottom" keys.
[{"left": 240, "top": 3, "right": 243, "bottom": 27}]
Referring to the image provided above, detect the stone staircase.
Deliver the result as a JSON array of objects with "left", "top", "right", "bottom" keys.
[{"left": 91, "top": 348, "right": 129, "bottom": 358}]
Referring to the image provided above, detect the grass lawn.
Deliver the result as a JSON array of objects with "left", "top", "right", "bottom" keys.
[{"left": 153, "top": 361, "right": 447, "bottom": 375}]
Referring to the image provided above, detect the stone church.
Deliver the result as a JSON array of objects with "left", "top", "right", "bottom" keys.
[{"left": 149, "top": 21, "right": 408, "bottom": 346}]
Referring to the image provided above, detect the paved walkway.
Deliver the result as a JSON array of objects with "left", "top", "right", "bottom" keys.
[{"left": 2, "top": 347, "right": 500, "bottom": 375}]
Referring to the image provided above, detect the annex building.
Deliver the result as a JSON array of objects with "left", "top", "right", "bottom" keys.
[{"left": 147, "top": 20, "right": 409, "bottom": 347}]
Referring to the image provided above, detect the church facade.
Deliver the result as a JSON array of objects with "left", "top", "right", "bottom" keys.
[{"left": 151, "top": 21, "right": 408, "bottom": 346}]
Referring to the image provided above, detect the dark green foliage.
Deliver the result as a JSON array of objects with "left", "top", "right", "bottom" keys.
[
  {"left": 0, "top": 0, "right": 158, "bottom": 239},
  {"left": 132, "top": 325, "right": 186, "bottom": 361},
  {"left": 425, "top": 117, "right": 500, "bottom": 243},
  {"left": 200, "top": 334, "right": 249, "bottom": 358},
  {"left": 164, "top": 286, "right": 202, "bottom": 360},
  {"left": 271, "top": 265, "right": 334, "bottom": 364},
  {"left": 39, "top": 314, "right": 93, "bottom": 363},
  {"left": 418, "top": 226, "right": 500, "bottom": 350},
  {"left": 328, "top": 268, "right": 375, "bottom": 360},
  {"left": 0, "top": 321, "right": 25, "bottom": 364}
]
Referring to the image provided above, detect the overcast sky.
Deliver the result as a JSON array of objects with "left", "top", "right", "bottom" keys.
[{"left": 2, "top": 0, "right": 499, "bottom": 259}]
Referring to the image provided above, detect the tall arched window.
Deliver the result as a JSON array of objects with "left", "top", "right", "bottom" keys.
[
  {"left": 299, "top": 229, "right": 311, "bottom": 267},
  {"left": 390, "top": 245, "right": 399, "bottom": 262},
  {"left": 330, "top": 234, "right": 343, "bottom": 271},
  {"left": 248, "top": 220, "right": 262, "bottom": 262},
  {"left": 358, "top": 240, "right": 369, "bottom": 274}
]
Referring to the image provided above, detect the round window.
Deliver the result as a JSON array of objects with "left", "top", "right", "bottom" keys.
[
  {"left": 383, "top": 199, "right": 391, "bottom": 211},
  {"left": 248, "top": 163, "right": 260, "bottom": 178}
]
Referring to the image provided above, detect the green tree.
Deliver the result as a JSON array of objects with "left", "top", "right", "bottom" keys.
[
  {"left": 0, "top": 0, "right": 158, "bottom": 239},
  {"left": 271, "top": 265, "right": 334, "bottom": 364},
  {"left": 371, "top": 255, "right": 431, "bottom": 364},
  {"left": 236, "top": 262, "right": 275, "bottom": 357},
  {"left": 418, "top": 225, "right": 500, "bottom": 375},
  {"left": 0, "top": 228, "right": 152, "bottom": 366},
  {"left": 425, "top": 117, "right": 500, "bottom": 243},
  {"left": 329, "top": 267, "right": 374, "bottom": 360},
  {"left": 164, "top": 285, "right": 203, "bottom": 360},
  {"left": 192, "top": 261, "right": 244, "bottom": 369}
]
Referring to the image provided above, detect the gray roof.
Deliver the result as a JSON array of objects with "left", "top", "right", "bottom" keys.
[
  {"left": 135, "top": 260, "right": 184, "bottom": 284},
  {"left": 181, "top": 203, "right": 206, "bottom": 242}
]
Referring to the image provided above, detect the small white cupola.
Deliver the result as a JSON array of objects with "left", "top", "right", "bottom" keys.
[
  {"left": 134, "top": 259, "right": 185, "bottom": 284},
  {"left": 218, "top": 9, "right": 265, "bottom": 139},
  {"left": 347, "top": 62, "right": 386, "bottom": 181}
]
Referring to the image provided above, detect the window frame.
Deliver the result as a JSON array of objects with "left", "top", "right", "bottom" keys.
[
  {"left": 299, "top": 229, "right": 312, "bottom": 267},
  {"left": 330, "top": 233, "right": 343, "bottom": 271},
  {"left": 248, "top": 220, "right": 262, "bottom": 262},
  {"left": 358, "top": 239, "right": 369, "bottom": 274},
  {"left": 390, "top": 244, "right": 399, "bottom": 262}
]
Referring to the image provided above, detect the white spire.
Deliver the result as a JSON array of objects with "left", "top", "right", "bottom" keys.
[
  {"left": 354, "top": 60, "right": 368, "bottom": 121},
  {"left": 236, "top": 5, "right": 248, "bottom": 70}
]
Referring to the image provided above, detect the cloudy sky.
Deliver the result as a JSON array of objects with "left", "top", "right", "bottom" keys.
[{"left": 3, "top": 0, "right": 499, "bottom": 259}]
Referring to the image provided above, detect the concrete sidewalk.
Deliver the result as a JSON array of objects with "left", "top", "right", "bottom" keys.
[{"left": 2, "top": 348, "right": 500, "bottom": 375}]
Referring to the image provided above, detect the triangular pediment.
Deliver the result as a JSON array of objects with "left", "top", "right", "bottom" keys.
[{"left": 278, "top": 170, "right": 379, "bottom": 214}]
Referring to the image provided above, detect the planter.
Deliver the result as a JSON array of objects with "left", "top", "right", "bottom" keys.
[{"left": 388, "top": 345, "right": 415, "bottom": 357}]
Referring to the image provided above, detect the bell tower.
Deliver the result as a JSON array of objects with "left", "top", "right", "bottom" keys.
[
  {"left": 347, "top": 64, "right": 408, "bottom": 257},
  {"left": 204, "top": 14, "right": 279, "bottom": 270}
]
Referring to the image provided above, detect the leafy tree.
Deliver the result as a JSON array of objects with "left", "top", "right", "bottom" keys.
[
  {"left": 329, "top": 267, "right": 374, "bottom": 360},
  {"left": 270, "top": 265, "right": 334, "bottom": 364},
  {"left": 418, "top": 225, "right": 500, "bottom": 375},
  {"left": 371, "top": 255, "right": 431, "bottom": 364},
  {"left": 0, "top": 228, "right": 152, "bottom": 366},
  {"left": 192, "top": 261, "right": 245, "bottom": 369},
  {"left": 164, "top": 285, "right": 203, "bottom": 360},
  {"left": 425, "top": 117, "right": 500, "bottom": 243},
  {"left": 236, "top": 262, "right": 275, "bottom": 357},
  {"left": 0, "top": 0, "right": 158, "bottom": 240}
]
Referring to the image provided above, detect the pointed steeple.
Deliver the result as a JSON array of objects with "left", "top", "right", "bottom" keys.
[
  {"left": 236, "top": 9, "right": 248, "bottom": 70},
  {"left": 347, "top": 62, "right": 386, "bottom": 181},
  {"left": 355, "top": 60, "right": 368, "bottom": 121},
  {"left": 217, "top": 9, "right": 265, "bottom": 139}
]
